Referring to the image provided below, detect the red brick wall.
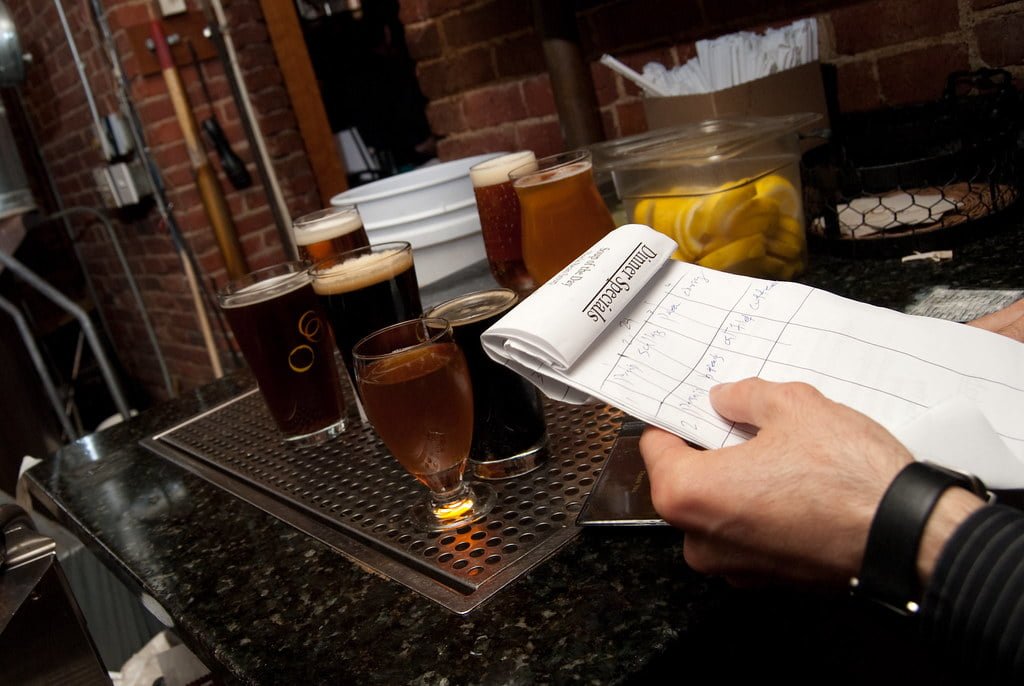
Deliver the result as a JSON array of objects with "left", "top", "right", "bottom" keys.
[
  {"left": 8, "top": 0, "right": 1024, "bottom": 406},
  {"left": 405, "top": 0, "right": 1024, "bottom": 160},
  {"left": 9, "top": 0, "right": 319, "bottom": 401}
]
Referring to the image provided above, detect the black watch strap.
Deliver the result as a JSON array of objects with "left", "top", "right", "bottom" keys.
[{"left": 850, "top": 461, "right": 990, "bottom": 615}]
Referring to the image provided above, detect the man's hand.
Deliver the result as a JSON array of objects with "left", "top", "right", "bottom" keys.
[
  {"left": 640, "top": 378, "right": 914, "bottom": 588},
  {"left": 968, "top": 299, "right": 1024, "bottom": 343}
]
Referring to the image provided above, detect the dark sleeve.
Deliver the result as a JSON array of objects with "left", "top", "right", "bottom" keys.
[{"left": 918, "top": 504, "right": 1024, "bottom": 682}]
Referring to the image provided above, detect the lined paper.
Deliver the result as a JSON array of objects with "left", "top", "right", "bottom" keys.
[{"left": 483, "top": 225, "right": 1024, "bottom": 485}]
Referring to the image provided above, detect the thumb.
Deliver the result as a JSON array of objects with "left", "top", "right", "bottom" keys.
[
  {"left": 709, "top": 377, "right": 817, "bottom": 429},
  {"left": 639, "top": 425, "right": 703, "bottom": 483}
]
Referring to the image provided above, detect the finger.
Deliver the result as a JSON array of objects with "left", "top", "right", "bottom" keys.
[
  {"left": 708, "top": 377, "right": 822, "bottom": 428},
  {"left": 998, "top": 317, "right": 1024, "bottom": 344},
  {"left": 638, "top": 426, "right": 693, "bottom": 467},
  {"left": 967, "top": 299, "right": 1024, "bottom": 333},
  {"left": 639, "top": 427, "right": 707, "bottom": 523},
  {"left": 639, "top": 425, "right": 703, "bottom": 489}
]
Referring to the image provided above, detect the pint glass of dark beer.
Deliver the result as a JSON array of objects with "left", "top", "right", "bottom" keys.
[
  {"left": 218, "top": 262, "right": 347, "bottom": 445},
  {"left": 424, "top": 289, "right": 548, "bottom": 479},
  {"left": 309, "top": 242, "right": 423, "bottom": 391},
  {"left": 291, "top": 205, "right": 370, "bottom": 263}
]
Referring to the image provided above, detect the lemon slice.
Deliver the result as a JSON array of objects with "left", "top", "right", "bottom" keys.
[
  {"left": 672, "top": 197, "right": 702, "bottom": 260},
  {"left": 766, "top": 216, "right": 805, "bottom": 261},
  {"left": 756, "top": 174, "right": 800, "bottom": 217},
  {"left": 726, "top": 255, "right": 797, "bottom": 279},
  {"left": 631, "top": 198, "right": 656, "bottom": 225},
  {"left": 696, "top": 233, "right": 766, "bottom": 272},
  {"left": 704, "top": 196, "right": 780, "bottom": 254},
  {"left": 649, "top": 196, "right": 689, "bottom": 236},
  {"left": 684, "top": 183, "right": 757, "bottom": 259}
]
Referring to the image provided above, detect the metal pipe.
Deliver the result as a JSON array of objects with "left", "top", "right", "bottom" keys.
[
  {"left": 89, "top": 0, "right": 231, "bottom": 377},
  {"left": 12, "top": 87, "right": 120, "bottom": 356},
  {"left": 53, "top": 0, "right": 110, "bottom": 158},
  {"left": 202, "top": 0, "right": 297, "bottom": 259},
  {"left": 0, "top": 294, "right": 79, "bottom": 440},
  {"left": 50, "top": 206, "right": 174, "bottom": 397},
  {"left": 0, "top": 249, "right": 131, "bottom": 419}
]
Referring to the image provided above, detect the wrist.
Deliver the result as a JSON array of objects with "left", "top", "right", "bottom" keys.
[
  {"left": 915, "top": 487, "right": 985, "bottom": 586},
  {"left": 851, "top": 461, "right": 991, "bottom": 615}
]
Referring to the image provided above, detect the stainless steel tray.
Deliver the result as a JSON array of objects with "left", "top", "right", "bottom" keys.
[{"left": 141, "top": 388, "right": 623, "bottom": 614}]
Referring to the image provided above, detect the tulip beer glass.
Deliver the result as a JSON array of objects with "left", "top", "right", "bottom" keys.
[
  {"left": 510, "top": 149, "right": 616, "bottom": 285},
  {"left": 291, "top": 205, "right": 370, "bottom": 263},
  {"left": 218, "top": 262, "right": 347, "bottom": 445},
  {"left": 354, "top": 318, "right": 496, "bottom": 530},
  {"left": 469, "top": 151, "right": 537, "bottom": 296}
]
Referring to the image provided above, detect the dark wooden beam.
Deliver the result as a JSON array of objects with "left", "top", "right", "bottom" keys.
[{"left": 259, "top": 0, "right": 347, "bottom": 206}]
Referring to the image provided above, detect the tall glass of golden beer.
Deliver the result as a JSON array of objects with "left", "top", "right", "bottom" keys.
[
  {"left": 354, "top": 318, "right": 496, "bottom": 531},
  {"left": 291, "top": 205, "right": 370, "bottom": 263},
  {"left": 469, "top": 151, "right": 537, "bottom": 296},
  {"left": 509, "top": 149, "right": 616, "bottom": 285},
  {"left": 218, "top": 262, "right": 347, "bottom": 445}
]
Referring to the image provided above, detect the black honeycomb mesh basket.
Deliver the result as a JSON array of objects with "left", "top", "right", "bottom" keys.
[{"left": 802, "top": 69, "right": 1023, "bottom": 257}]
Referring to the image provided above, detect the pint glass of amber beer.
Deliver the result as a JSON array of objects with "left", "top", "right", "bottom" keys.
[
  {"left": 354, "top": 318, "right": 496, "bottom": 531},
  {"left": 291, "top": 205, "right": 370, "bottom": 263},
  {"left": 309, "top": 242, "right": 423, "bottom": 392},
  {"left": 218, "top": 262, "right": 347, "bottom": 445},
  {"left": 469, "top": 151, "right": 537, "bottom": 296},
  {"left": 509, "top": 149, "right": 616, "bottom": 285},
  {"left": 424, "top": 289, "right": 547, "bottom": 479}
]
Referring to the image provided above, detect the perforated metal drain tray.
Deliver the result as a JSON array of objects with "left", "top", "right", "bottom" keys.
[{"left": 141, "top": 388, "right": 623, "bottom": 614}]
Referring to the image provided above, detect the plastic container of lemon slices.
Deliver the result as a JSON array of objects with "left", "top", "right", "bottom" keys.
[{"left": 602, "top": 114, "right": 818, "bottom": 279}]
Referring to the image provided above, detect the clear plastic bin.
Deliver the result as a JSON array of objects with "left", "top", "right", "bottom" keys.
[{"left": 598, "top": 114, "right": 817, "bottom": 279}]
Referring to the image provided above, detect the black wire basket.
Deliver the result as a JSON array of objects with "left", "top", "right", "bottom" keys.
[{"left": 802, "top": 69, "right": 1023, "bottom": 257}]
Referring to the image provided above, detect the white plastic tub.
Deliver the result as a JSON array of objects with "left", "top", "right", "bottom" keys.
[
  {"left": 330, "top": 153, "right": 504, "bottom": 229},
  {"left": 366, "top": 205, "right": 486, "bottom": 286}
]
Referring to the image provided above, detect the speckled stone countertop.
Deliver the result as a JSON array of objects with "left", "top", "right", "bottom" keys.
[{"left": 25, "top": 216, "right": 1024, "bottom": 685}]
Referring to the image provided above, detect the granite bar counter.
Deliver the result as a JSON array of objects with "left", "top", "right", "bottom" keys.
[{"left": 24, "top": 216, "right": 1024, "bottom": 684}]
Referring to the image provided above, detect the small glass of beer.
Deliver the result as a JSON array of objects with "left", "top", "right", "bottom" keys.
[
  {"left": 291, "top": 205, "right": 370, "bottom": 263},
  {"left": 218, "top": 262, "right": 347, "bottom": 446},
  {"left": 509, "top": 149, "right": 616, "bottom": 285},
  {"left": 309, "top": 242, "right": 423, "bottom": 393},
  {"left": 469, "top": 151, "right": 538, "bottom": 297},
  {"left": 423, "top": 289, "right": 547, "bottom": 479},
  {"left": 354, "top": 318, "right": 497, "bottom": 531}
]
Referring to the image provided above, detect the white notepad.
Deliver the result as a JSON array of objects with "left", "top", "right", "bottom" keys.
[{"left": 482, "top": 225, "right": 1024, "bottom": 488}]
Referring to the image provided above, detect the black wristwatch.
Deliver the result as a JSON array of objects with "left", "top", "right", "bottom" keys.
[{"left": 850, "top": 461, "right": 992, "bottom": 615}]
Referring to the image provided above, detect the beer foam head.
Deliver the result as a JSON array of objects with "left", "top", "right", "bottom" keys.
[
  {"left": 470, "top": 151, "right": 537, "bottom": 188},
  {"left": 221, "top": 270, "right": 309, "bottom": 308},
  {"left": 425, "top": 289, "right": 517, "bottom": 325},
  {"left": 292, "top": 207, "right": 364, "bottom": 246},
  {"left": 512, "top": 159, "right": 591, "bottom": 189},
  {"left": 312, "top": 246, "right": 415, "bottom": 295}
]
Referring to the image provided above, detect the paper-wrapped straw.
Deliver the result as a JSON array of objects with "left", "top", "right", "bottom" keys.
[
  {"left": 599, "top": 54, "right": 670, "bottom": 96},
  {"left": 617, "top": 17, "right": 820, "bottom": 96}
]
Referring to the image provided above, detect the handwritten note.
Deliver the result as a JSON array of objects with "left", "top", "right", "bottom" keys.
[{"left": 483, "top": 225, "right": 1024, "bottom": 486}]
